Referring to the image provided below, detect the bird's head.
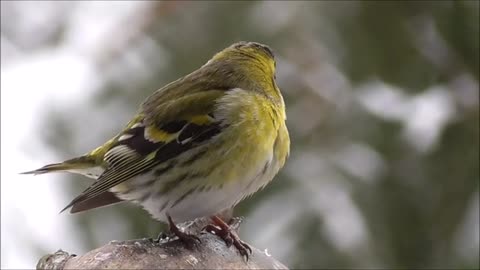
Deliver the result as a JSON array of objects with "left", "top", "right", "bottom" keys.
[{"left": 204, "top": 41, "right": 279, "bottom": 99}]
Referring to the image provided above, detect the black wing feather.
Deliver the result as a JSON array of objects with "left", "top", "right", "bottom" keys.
[{"left": 62, "top": 121, "right": 223, "bottom": 213}]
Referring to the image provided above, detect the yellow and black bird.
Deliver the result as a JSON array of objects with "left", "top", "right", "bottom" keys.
[{"left": 23, "top": 41, "right": 290, "bottom": 258}]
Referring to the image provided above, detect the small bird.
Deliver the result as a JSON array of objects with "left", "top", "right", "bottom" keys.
[{"left": 23, "top": 41, "right": 290, "bottom": 259}]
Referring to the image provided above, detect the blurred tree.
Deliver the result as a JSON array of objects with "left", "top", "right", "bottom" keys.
[{"left": 5, "top": 1, "right": 478, "bottom": 269}]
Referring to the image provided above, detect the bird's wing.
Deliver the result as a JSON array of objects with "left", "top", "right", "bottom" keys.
[{"left": 62, "top": 90, "right": 226, "bottom": 213}]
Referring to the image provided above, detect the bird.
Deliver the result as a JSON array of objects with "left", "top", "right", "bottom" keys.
[{"left": 22, "top": 41, "right": 290, "bottom": 259}]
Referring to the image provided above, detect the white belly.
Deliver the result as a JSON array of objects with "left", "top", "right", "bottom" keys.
[{"left": 113, "top": 152, "right": 278, "bottom": 223}]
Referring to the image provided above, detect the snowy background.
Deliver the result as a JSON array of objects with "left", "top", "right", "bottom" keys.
[{"left": 1, "top": 1, "right": 479, "bottom": 269}]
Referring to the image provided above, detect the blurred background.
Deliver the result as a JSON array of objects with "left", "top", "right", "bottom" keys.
[{"left": 1, "top": 1, "right": 478, "bottom": 269}]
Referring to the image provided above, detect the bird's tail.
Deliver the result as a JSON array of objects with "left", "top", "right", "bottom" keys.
[{"left": 21, "top": 155, "right": 103, "bottom": 178}]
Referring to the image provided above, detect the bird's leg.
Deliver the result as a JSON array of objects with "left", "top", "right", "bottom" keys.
[
  {"left": 203, "top": 215, "right": 252, "bottom": 260},
  {"left": 163, "top": 214, "right": 201, "bottom": 249}
]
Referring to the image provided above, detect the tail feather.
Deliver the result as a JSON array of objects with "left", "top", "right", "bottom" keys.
[
  {"left": 20, "top": 155, "right": 102, "bottom": 178},
  {"left": 20, "top": 162, "right": 71, "bottom": 175}
]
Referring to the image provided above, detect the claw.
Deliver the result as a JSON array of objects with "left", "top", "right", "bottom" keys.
[
  {"left": 205, "top": 215, "right": 253, "bottom": 261},
  {"left": 167, "top": 214, "right": 201, "bottom": 249}
]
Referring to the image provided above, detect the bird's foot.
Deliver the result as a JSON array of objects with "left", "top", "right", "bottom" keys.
[
  {"left": 203, "top": 215, "right": 252, "bottom": 261},
  {"left": 166, "top": 214, "right": 201, "bottom": 249}
]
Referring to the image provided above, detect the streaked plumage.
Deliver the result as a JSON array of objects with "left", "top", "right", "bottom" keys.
[{"left": 23, "top": 41, "right": 290, "bottom": 226}]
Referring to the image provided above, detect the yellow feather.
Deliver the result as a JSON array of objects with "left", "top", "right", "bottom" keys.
[
  {"left": 189, "top": 115, "right": 213, "bottom": 125},
  {"left": 145, "top": 126, "right": 177, "bottom": 143}
]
